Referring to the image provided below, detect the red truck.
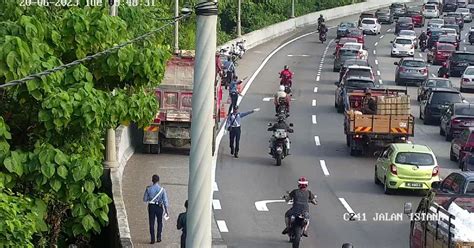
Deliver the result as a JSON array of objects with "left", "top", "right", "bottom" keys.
[{"left": 142, "top": 50, "right": 223, "bottom": 155}]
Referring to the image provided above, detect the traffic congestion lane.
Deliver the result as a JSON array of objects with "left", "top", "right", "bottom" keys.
[{"left": 214, "top": 13, "right": 396, "bottom": 248}]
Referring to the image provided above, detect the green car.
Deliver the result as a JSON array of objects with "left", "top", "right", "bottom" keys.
[{"left": 374, "top": 143, "right": 440, "bottom": 194}]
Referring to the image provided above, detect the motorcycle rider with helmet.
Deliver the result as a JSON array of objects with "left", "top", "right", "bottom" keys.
[
  {"left": 267, "top": 115, "right": 293, "bottom": 155},
  {"left": 274, "top": 85, "right": 291, "bottom": 116},
  {"left": 222, "top": 56, "right": 235, "bottom": 89},
  {"left": 418, "top": 31, "right": 428, "bottom": 51},
  {"left": 319, "top": 22, "right": 328, "bottom": 41},
  {"left": 279, "top": 65, "right": 293, "bottom": 87},
  {"left": 282, "top": 177, "right": 317, "bottom": 237},
  {"left": 438, "top": 61, "right": 449, "bottom": 78},
  {"left": 318, "top": 14, "right": 325, "bottom": 31}
]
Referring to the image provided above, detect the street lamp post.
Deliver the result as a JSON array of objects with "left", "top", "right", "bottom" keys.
[
  {"left": 291, "top": 0, "right": 295, "bottom": 18},
  {"left": 237, "top": 0, "right": 242, "bottom": 36},
  {"left": 109, "top": 0, "right": 118, "bottom": 16},
  {"left": 174, "top": 0, "right": 179, "bottom": 53},
  {"left": 186, "top": 1, "right": 218, "bottom": 247}
]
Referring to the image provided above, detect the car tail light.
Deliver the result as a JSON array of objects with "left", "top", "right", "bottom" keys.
[
  {"left": 390, "top": 164, "right": 398, "bottom": 175},
  {"left": 452, "top": 118, "right": 462, "bottom": 125},
  {"left": 432, "top": 166, "right": 439, "bottom": 177},
  {"left": 420, "top": 68, "right": 428, "bottom": 74}
]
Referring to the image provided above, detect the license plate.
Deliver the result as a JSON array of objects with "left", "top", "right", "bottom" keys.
[{"left": 406, "top": 182, "right": 422, "bottom": 187}]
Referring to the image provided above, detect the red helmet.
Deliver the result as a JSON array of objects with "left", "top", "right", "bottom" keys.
[{"left": 298, "top": 177, "right": 308, "bottom": 189}]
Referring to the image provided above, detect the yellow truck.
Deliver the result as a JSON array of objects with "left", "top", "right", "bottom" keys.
[{"left": 344, "top": 89, "right": 415, "bottom": 156}]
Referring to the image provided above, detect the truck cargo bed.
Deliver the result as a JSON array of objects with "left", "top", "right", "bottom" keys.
[{"left": 346, "top": 112, "right": 415, "bottom": 136}]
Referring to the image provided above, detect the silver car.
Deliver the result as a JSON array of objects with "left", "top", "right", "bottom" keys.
[
  {"left": 394, "top": 57, "right": 429, "bottom": 86},
  {"left": 427, "top": 18, "right": 444, "bottom": 29},
  {"left": 456, "top": 8, "right": 472, "bottom": 23}
]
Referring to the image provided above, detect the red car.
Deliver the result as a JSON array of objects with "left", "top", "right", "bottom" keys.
[
  {"left": 334, "top": 37, "right": 358, "bottom": 55},
  {"left": 346, "top": 28, "right": 364, "bottom": 45},
  {"left": 427, "top": 43, "right": 456, "bottom": 65},
  {"left": 437, "top": 35, "right": 459, "bottom": 50},
  {"left": 450, "top": 127, "right": 474, "bottom": 163},
  {"left": 405, "top": 9, "right": 425, "bottom": 27}
]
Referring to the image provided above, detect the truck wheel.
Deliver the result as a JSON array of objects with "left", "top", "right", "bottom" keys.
[{"left": 143, "top": 144, "right": 151, "bottom": 154}]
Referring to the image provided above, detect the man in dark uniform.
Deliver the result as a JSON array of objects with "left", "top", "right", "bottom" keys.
[
  {"left": 143, "top": 174, "right": 169, "bottom": 244},
  {"left": 361, "top": 89, "right": 377, "bottom": 114},
  {"left": 177, "top": 200, "right": 188, "bottom": 248},
  {"left": 282, "top": 177, "right": 317, "bottom": 237}
]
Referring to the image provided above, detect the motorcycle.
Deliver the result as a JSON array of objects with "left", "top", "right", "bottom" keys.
[
  {"left": 234, "top": 40, "right": 246, "bottom": 58},
  {"left": 275, "top": 97, "right": 290, "bottom": 117},
  {"left": 267, "top": 123, "right": 293, "bottom": 166},
  {"left": 319, "top": 32, "right": 327, "bottom": 43},
  {"left": 438, "top": 66, "right": 449, "bottom": 78},
  {"left": 419, "top": 39, "right": 427, "bottom": 52},
  {"left": 282, "top": 192, "right": 317, "bottom": 248}
]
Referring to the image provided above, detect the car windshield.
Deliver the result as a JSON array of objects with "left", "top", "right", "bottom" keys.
[
  {"left": 444, "top": 18, "right": 456, "bottom": 24},
  {"left": 455, "top": 106, "right": 474, "bottom": 115},
  {"left": 377, "top": 11, "right": 390, "bottom": 15},
  {"left": 346, "top": 69, "right": 372, "bottom": 78},
  {"left": 431, "top": 92, "right": 462, "bottom": 104},
  {"left": 339, "top": 38, "right": 357, "bottom": 45},
  {"left": 395, "top": 152, "right": 435, "bottom": 166},
  {"left": 349, "top": 29, "right": 363, "bottom": 35},
  {"left": 438, "top": 44, "right": 455, "bottom": 51},
  {"left": 395, "top": 39, "right": 412, "bottom": 44},
  {"left": 398, "top": 18, "right": 412, "bottom": 23},
  {"left": 457, "top": 8, "right": 469, "bottom": 13},
  {"left": 452, "top": 53, "right": 474, "bottom": 62},
  {"left": 431, "top": 30, "right": 444, "bottom": 36},
  {"left": 343, "top": 60, "right": 368, "bottom": 67},
  {"left": 362, "top": 19, "right": 375, "bottom": 24},
  {"left": 439, "top": 36, "right": 456, "bottom": 42},
  {"left": 346, "top": 80, "right": 374, "bottom": 88},
  {"left": 402, "top": 60, "right": 425, "bottom": 67},
  {"left": 425, "top": 5, "right": 436, "bottom": 10},
  {"left": 400, "top": 30, "right": 415, "bottom": 36},
  {"left": 431, "top": 19, "right": 444, "bottom": 24},
  {"left": 340, "top": 23, "right": 354, "bottom": 28},
  {"left": 344, "top": 44, "right": 362, "bottom": 49},
  {"left": 426, "top": 79, "right": 452, "bottom": 88},
  {"left": 465, "top": 68, "right": 474, "bottom": 75},
  {"left": 443, "top": 25, "right": 459, "bottom": 31},
  {"left": 340, "top": 49, "right": 359, "bottom": 56}
]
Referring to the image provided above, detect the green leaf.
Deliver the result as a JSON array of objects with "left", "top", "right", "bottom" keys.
[
  {"left": 57, "top": 165, "right": 68, "bottom": 179},
  {"left": 99, "top": 211, "right": 109, "bottom": 223},
  {"left": 38, "top": 110, "right": 51, "bottom": 122},
  {"left": 49, "top": 179, "right": 61, "bottom": 192},
  {"left": 6, "top": 51, "right": 16, "bottom": 70},
  {"left": 26, "top": 80, "right": 38, "bottom": 92},
  {"left": 4, "top": 155, "right": 23, "bottom": 176},
  {"left": 40, "top": 163, "right": 55, "bottom": 178},
  {"left": 81, "top": 214, "right": 94, "bottom": 232},
  {"left": 54, "top": 151, "right": 67, "bottom": 165},
  {"left": 72, "top": 166, "right": 87, "bottom": 182},
  {"left": 89, "top": 165, "right": 102, "bottom": 180},
  {"left": 84, "top": 180, "right": 94, "bottom": 193},
  {"left": 51, "top": 31, "right": 61, "bottom": 45}
]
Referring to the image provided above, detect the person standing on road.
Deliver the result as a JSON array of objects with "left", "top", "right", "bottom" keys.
[
  {"left": 177, "top": 200, "right": 188, "bottom": 248},
  {"left": 228, "top": 75, "right": 243, "bottom": 114},
  {"left": 225, "top": 106, "right": 260, "bottom": 158},
  {"left": 143, "top": 174, "right": 169, "bottom": 244}
]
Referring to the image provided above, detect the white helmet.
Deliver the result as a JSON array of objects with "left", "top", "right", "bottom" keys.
[{"left": 279, "top": 85, "right": 285, "bottom": 91}]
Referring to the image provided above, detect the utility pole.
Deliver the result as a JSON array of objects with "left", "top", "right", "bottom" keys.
[
  {"left": 109, "top": 0, "right": 118, "bottom": 16},
  {"left": 174, "top": 0, "right": 179, "bottom": 53},
  {"left": 237, "top": 0, "right": 242, "bottom": 36},
  {"left": 186, "top": 0, "right": 218, "bottom": 247},
  {"left": 291, "top": 0, "right": 295, "bottom": 18}
]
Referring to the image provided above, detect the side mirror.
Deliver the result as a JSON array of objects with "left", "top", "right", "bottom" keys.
[
  {"left": 289, "top": 123, "right": 294, "bottom": 127},
  {"left": 403, "top": 202, "right": 413, "bottom": 215},
  {"left": 268, "top": 123, "right": 272, "bottom": 127},
  {"left": 374, "top": 151, "right": 382, "bottom": 157},
  {"left": 394, "top": 62, "right": 399, "bottom": 65},
  {"left": 431, "top": 181, "right": 441, "bottom": 189},
  {"left": 390, "top": 40, "right": 394, "bottom": 43}
]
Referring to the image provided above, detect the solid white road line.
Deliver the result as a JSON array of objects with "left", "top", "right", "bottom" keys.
[
  {"left": 379, "top": 79, "right": 383, "bottom": 85},
  {"left": 262, "top": 97, "right": 272, "bottom": 101},
  {"left": 375, "top": 59, "right": 378, "bottom": 65},
  {"left": 255, "top": 200, "right": 286, "bottom": 211},
  {"left": 312, "top": 115, "right": 317, "bottom": 124},
  {"left": 213, "top": 182, "right": 219, "bottom": 191},
  {"left": 338, "top": 198, "right": 355, "bottom": 214},
  {"left": 213, "top": 199, "right": 222, "bottom": 210},
  {"left": 314, "top": 87, "right": 318, "bottom": 93},
  {"left": 217, "top": 220, "right": 229, "bottom": 232},
  {"left": 314, "top": 136, "right": 320, "bottom": 146},
  {"left": 312, "top": 99, "right": 317, "bottom": 106},
  {"left": 374, "top": 42, "right": 378, "bottom": 46},
  {"left": 377, "top": 70, "right": 381, "bottom": 76},
  {"left": 316, "top": 76, "right": 320, "bottom": 81},
  {"left": 320, "top": 160, "right": 330, "bottom": 176}
]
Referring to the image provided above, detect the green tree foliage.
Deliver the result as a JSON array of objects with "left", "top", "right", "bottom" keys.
[{"left": 0, "top": 1, "right": 170, "bottom": 246}]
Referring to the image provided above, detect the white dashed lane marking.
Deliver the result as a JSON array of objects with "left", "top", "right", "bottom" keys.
[
  {"left": 312, "top": 99, "right": 317, "bottom": 106},
  {"left": 375, "top": 60, "right": 378, "bottom": 65},
  {"left": 316, "top": 76, "right": 320, "bottom": 81},
  {"left": 314, "top": 136, "right": 320, "bottom": 146},
  {"left": 312, "top": 115, "right": 317, "bottom": 124},
  {"left": 213, "top": 182, "right": 219, "bottom": 192},
  {"left": 320, "top": 160, "right": 330, "bottom": 176},
  {"left": 339, "top": 198, "right": 355, "bottom": 214},
  {"left": 213, "top": 199, "right": 222, "bottom": 210},
  {"left": 217, "top": 220, "right": 229, "bottom": 232},
  {"left": 314, "top": 87, "right": 318, "bottom": 93}
]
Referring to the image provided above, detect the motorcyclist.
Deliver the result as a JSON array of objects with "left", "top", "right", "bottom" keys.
[
  {"left": 318, "top": 14, "right": 325, "bottom": 31},
  {"left": 438, "top": 61, "right": 449, "bottom": 78},
  {"left": 418, "top": 31, "right": 428, "bottom": 51},
  {"left": 274, "top": 85, "right": 290, "bottom": 116},
  {"left": 279, "top": 65, "right": 293, "bottom": 87},
  {"left": 222, "top": 56, "right": 235, "bottom": 88},
  {"left": 282, "top": 177, "right": 317, "bottom": 237},
  {"left": 267, "top": 115, "right": 293, "bottom": 155}
]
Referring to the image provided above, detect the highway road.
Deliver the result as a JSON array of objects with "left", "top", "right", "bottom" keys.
[{"left": 213, "top": 4, "right": 474, "bottom": 248}]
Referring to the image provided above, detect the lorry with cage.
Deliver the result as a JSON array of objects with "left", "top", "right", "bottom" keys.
[
  {"left": 142, "top": 50, "right": 222, "bottom": 155},
  {"left": 344, "top": 88, "right": 415, "bottom": 156}
]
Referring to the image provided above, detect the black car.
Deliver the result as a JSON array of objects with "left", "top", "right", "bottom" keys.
[
  {"left": 447, "top": 51, "right": 474, "bottom": 77},
  {"left": 460, "top": 153, "right": 474, "bottom": 171},
  {"left": 337, "top": 22, "right": 357, "bottom": 39},
  {"left": 427, "top": 28, "right": 444, "bottom": 48},
  {"left": 390, "top": 2, "right": 407, "bottom": 19},
  {"left": 395, "top": 17, "right": 414, "bottom": 34},
  {"left": 339, "top": 59, "right": 370, "bottom": 82},
  {"left": 440, "top": 103, "right": 474, "bottom": 141},
  {"left": 469, "top": 28, "right": 474, "bottom": 45},
  {"left": 417, "top": 78, "right": 453, "bottom": 102},
  {"left": 443, "top": 1, "right": 458, "bottom": 13},
  {"left": 375, "top": 9, "right": 393, "bottom": 24},
  {"left": 419, "top": 88, "right": 463, "bottom": 124},
  {"left": 445, "top": 12, "right": 464, "bottom": 29},
  {"left": 431, "top": 171, "right": 474, "bottom": 195}
]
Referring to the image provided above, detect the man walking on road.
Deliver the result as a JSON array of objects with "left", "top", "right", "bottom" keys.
[
  {"left": 143, "top": 174, "right": 169, "bottom": 244},
  {"left": 177, "top": 200, "right": 188, "bottom": 248},
  {"left": 225, "top": 106, "right": 260, "bottom": 158}
]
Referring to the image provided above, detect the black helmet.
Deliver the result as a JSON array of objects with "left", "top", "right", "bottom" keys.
[
  {"left": 342, "top": 244, "right": 354, "bottom": 248},
  {"left": 277, "top": 115, "right": 286, "bottom": 122},
  {"left": 284, "top": 65, "right": 289, "bottom": 70},
  {"left": 320, "top": 14, "right": 323, "bottom": 17}
]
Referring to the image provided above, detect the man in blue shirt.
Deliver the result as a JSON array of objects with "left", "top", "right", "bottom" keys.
[
  {"left": 228, "top": 75, "right": 243, "bottom": 114},
  {"left": 225, "top": 106, "right": 260, "bottom": 158},
  {"left": 143, "top": 174, "right": 169, "bottom": 244}
]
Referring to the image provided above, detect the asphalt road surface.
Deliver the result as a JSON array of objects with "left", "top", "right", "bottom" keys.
[{"left": 214, "top": 4, "right": 474, "bottom": 248}]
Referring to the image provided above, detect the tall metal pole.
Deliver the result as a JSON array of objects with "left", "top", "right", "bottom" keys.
[
  {"left": 237, "top": 0, "right": 242, "bottom": 37},
  {"left": 187, "top": 1, "right": 218, "bottom": 247},
  {"left": 174, "top": 0, "right": 179, "bottom": 53},
  {"left": 109, "top": 0, "right": 118, "bottom": 16},
  {"left": 291, "top": 0, "right": 295, "bottom": 18}
]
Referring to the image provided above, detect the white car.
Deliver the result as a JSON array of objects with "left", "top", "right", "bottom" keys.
[
  {"left": 342, "top": 42, "right": 369, "bottom": 60},
  {"left": 360, "top": 18, "right": 381, "bottom": 35},
  {"left": 461, "top": 66, "right": 474, "bottom": 92},
  {"left": 456, "top": 8, "right": 472, "bottom": 23},
  {"left": 427, "top": 18, "right": 444, "bottom": 29},
  {"left": 391, "top": 37, "right": 415, "bottom": 57},
  {"left": 398, "top": 30, "right": 418, "bottom": 48},
  {"left": 423, "top": 4, "right": 440, "bottom": 18},
  {"left": 441, "top": 28, "right": 459, "bottom": 40}
]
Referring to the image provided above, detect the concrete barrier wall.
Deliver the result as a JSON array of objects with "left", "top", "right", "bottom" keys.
[{"left": 219, "top": 0, "right": 413, "bottom": 51}]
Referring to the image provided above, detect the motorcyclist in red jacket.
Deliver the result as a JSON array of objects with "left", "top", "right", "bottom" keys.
[{"left": 279, "top": 65, "right": 293, "bottom": 87}]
